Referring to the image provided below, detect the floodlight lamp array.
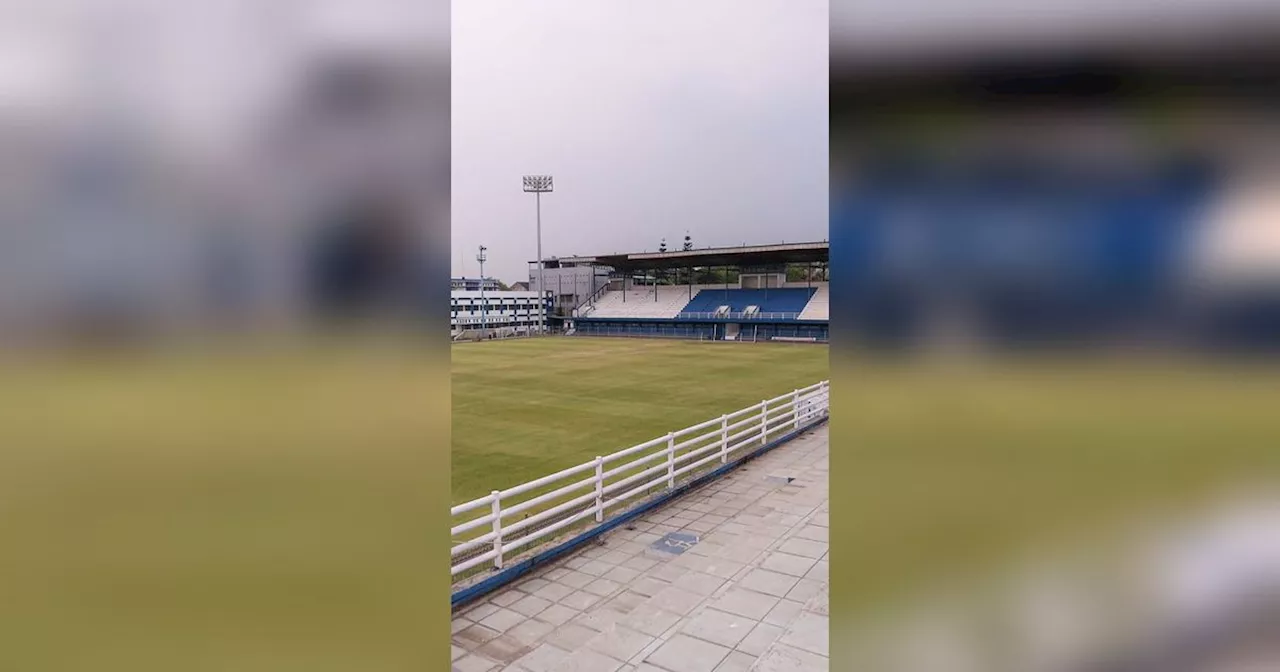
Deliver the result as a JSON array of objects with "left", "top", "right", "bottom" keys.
[{"left": 522, "top": 175, "right": 553, "bottom": 192}]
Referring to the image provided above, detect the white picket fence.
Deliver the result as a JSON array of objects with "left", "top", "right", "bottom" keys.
[{"left": 450, "top": 380, "right": 830, "bottom": 581}]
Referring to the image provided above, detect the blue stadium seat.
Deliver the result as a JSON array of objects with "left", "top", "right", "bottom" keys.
[{"left": 678, "top": 288, "right": 816, "bottom": 317}]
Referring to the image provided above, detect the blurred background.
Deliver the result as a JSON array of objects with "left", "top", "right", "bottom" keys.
[
  {"left": 831, "top": 1, "right": 1280, "bottom": 670},
  {"left": 0, "top": 0, "right": 450, "bottom": 669}
]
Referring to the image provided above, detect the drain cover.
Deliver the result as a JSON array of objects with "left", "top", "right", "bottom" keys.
[{"left": 648, "top": 532, "right": 699, "bottom": 556}]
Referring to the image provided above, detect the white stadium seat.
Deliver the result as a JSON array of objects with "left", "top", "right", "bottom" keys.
[
  {"left": 797, "top": 283, "right": 829, "bottom": 321},
  {"left": 586, "top": 287, "right": 698, "bottom": 319}
]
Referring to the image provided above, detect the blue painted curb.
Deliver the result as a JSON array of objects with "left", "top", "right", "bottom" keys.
[{"left": 451, "top": 414, "right": 829, "bottom": 610}]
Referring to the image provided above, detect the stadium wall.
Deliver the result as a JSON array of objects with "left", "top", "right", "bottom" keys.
[{"left": 571, "top": 319, "right": 828, "bottom": 342}]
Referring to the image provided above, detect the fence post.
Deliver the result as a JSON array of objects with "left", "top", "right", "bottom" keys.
[
  {"left": 793, "top": 389, "right": 801, "bottom": 429},
  {"left": 666, "top": 433, "right": 676, "bottom": 489},
  {"left": 594, "top": 456, "right": 604, "bottom": 522},
  {"left": 759, "top": 400, "right": 768, "bottom": 445},
  {"left": 720, "top": 414, "right": 729, "bottom": 463},
  {"left": 490, "top": 491, "right": 503, "bottom": 569}
]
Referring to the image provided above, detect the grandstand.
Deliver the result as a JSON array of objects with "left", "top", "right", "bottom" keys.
[{"left": 558, "top": 241, "right": 829, "bottom": 342}]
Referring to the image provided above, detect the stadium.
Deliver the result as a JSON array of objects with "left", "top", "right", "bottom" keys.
[
  {"left": 450, "top": 240, "right": 832, "bottom": 670},
  {"left": 450, "top": 241, "right": 830, "bottom": 343},
  {"left": 551, "top": 241, "right": 829, "bottom": 342}
]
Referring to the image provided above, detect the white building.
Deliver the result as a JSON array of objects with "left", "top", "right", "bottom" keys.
[{"left": 450, "top": 290, "right": 550, "bottom": 336}]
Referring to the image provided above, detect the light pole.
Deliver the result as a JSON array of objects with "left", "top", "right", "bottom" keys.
[
  {"left": 522, "top": 175, "right": 553, "bottom": 334},
  {"left": 476, "top": 245, "right": 488, "bottom": 335}
]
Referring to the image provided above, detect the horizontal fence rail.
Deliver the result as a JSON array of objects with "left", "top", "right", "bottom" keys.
[
  {"left": 676, "top": 311, "right": 801, "bottom": 320},
  {"left": 450, "top": 380, "right": 829, "bottom": 583}
]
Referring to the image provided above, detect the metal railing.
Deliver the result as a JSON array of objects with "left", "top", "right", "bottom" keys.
[
  {"left": 450, "top": 380, "right": 829, "bottom": 582},
  {"left": 573, "top": 281, "right": 612, "bottom": 314},
  {"left": 677, "top": 311, "right": 802, "bottom": 320}
]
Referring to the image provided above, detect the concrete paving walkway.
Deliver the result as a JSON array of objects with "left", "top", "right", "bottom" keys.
[{"left": 452, "top": 424, "right": 830, "bottom": 672}]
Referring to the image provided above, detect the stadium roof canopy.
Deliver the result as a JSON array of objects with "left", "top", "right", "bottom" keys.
[{"left": 588, "top": 241, "right": 828, "bottom": 272}]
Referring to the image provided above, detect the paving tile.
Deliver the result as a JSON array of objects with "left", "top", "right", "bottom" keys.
[
  {"left": 778, "top": 611, "right": 829, "bottom": 657},
  {"left": 752, "top": 642, "right": 828, "bottom": 672},
  {"left": 630, "top": 631, "right": 668, "bottom": 664},
  {"left": 478, "top": 607, "right": 525, "bottom": 633},
  {"left": 620, "top": 603, "right": 683, "bottom": 638},
  {"left": 622, "top": 556, "right": 659, "bottom": 572},
  {"left": 603, "top": 565, "right": 643, "bottom": 584},
  {"left": 583, "top": 577, "right": 623, "bottom": 597},
  {"left": 603, "top": 590, "right": 649, "bottom": 615},
  {"left": 736, "top": 621, "right": 785, "bottom": 657},
  {"left": 673, "top": 571, "right": 726, "bottom": 596},
  {"left": 477, "top": 634, "right": 531, "bottom": 664},
  {"left": 671, "top": 551, "right": 711, "bottom": 570},
  {"left": 584, "top": 624, "right": 655, "bottom": 662},
  {"left": 559, "top": 590, "right": 603, "bottom": 611},
  {"left": 714, "top": 650, "right": 759, "bottom": 672},
  {"left": 647, "top": 562, "right": 687, "bottom": 583},
  {"left": 510, "top": 593, "right": 554, "bottom": 617},
  {"left": 629, "top": 576, "right": 670, "bottom": 598},
  {"left": 518, "top": 577, "right": 552, "bottom": 594},
  {"left": 647, "top": 585, "right": 706, "bottom": 616},
  {"left": 805, "top": 586, "right": 828, "bottom": 617},
  {"left": 785, "top": 578, "right": 823, "bottom": 604},
  {"left": 506, "top": 619, "right": 556, "bottom": 647},
  {"left": 558, "top": 571, "right": 596, "bottom": 590},
  {"left": 700, "top": 558, "right": 747, "bottom": 580},
  {"left": 579, "top": 560, "right": 615, "bottom": 577},
  {"left": 534, "top": 581, "right": 576, "bottom": 602},
  {"left": 684, "top": 518, "right": 718, "bottom": 533},
  {"left": 449, "top": 426, "right": 828, "bottom": 670},
  {"left": 679, "top": 607, "right": 757, "bottom": 648},
  {"left": 739, "top": 568, "right": 801, "bottom": 598},
  {"left": 574, "top": 606, "right": 627, "bottom": 633},
  {"left": 760, "top": 552, "right": 818, "bottom": 578},
  {"left": 509, "top": 643, "right": 570, "bottom": 672},
  {"left": 464, "top": 602, "right": 500, "bottom": 622},
  {"left": 644, "top": 634, "right": 732, "bottom": 672},
  {"left": 600, "top": 550, "right": 633, "bottom": 565},
  {"left": 451, "top": 653, "right": 499, "bottom": 672},
  {"left": 773, "top": 537, "right": 824, "bottom": 558},
  {"left": 544, "top": 623, "right": 598, "bottom": 651},
  {"left": 534, "top": 603, "right": 579, "bottom": 627},
  {"left": 579, "top": 546, "right": 609, "bottom": 560},
  {"left": 490, "top": 590, "right": 525, "bottom": 608},
  {"left": 712, "top": 587, "right": 780, "bottom": 621},
  {"left": 616, "top": 541, "right": 649, "bottom": 556},
  {"left": 552, "top": 648, "right": 625, "bottom": 672},
  {"left": 793, "top": 525, "right": 828, "bottom": 543},
  {"left": 455, "top": 623, "right": 502, "bottom": 648},
  {"left": 543, "top": 568, "right": 572, "bottom": 581}
]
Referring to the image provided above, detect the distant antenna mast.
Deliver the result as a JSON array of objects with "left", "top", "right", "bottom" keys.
[{"left": 477, "top": 245, "right": 488, "bottom": 334}]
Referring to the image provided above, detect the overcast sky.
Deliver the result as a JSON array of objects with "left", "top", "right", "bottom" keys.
[{"left": 452, "top": 0, "right": 828, "bottom": 284}]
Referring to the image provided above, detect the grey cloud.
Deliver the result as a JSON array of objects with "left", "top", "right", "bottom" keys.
[{"left": 452, "top": 0, "right": 827, "bottom": 283}]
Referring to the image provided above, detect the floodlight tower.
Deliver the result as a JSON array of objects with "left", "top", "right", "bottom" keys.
[
  {"left": 476, "top": 245, "right": 488, "bottom": 334},
  {"left": 522, "top": 174, "right": 553, "bottom": 334}
]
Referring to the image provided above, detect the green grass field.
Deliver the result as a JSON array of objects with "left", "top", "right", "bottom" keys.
[
  {"left": 450, "top": 337, "right": 829, "bottom": 504},
  {"left": 829, "top": 357, "right": 1280, "bottom": 619},
  {"left": 0, "top": 342, "right": 449, "bottom": 670},
  {"left": 7, "top": 335, "right": 1276, "bottom": 667}
]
